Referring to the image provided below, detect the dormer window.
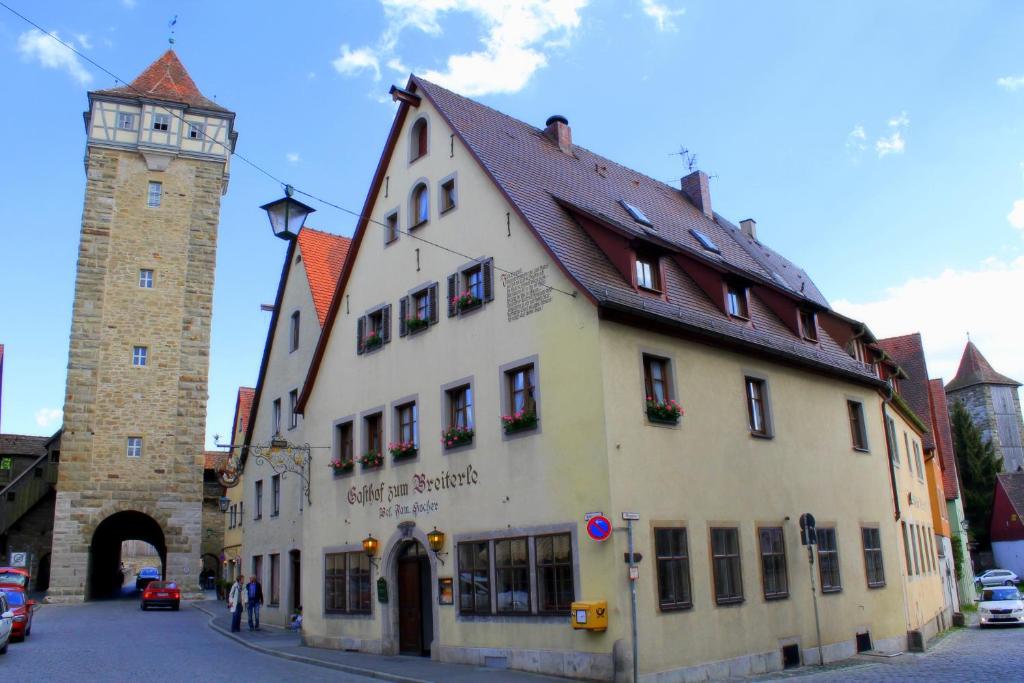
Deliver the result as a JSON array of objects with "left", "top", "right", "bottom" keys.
[
  {"left": 411, "top": 118, "right": 428, "bottom": 162},
  {"left": 620, "top": 200, "right": 652, "bottom": 227},
  {"left": 726, "top": 283, "right": 749, "bottom": 319},
  {"left": 152, "top": 114, "right": 170, "bottom": 131},
  {"left": 799, "top": 310, "right": 818, "bottom": 342},
  {"left": 635, "top": 254, "right": 661, "bottom": 291},
  {"left": 411, "top": 183, "right": 429, "bottom": 228}
]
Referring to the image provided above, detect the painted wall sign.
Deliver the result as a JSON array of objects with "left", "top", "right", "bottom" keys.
[
  {"left": 503, "top": 265, "right": 552, "bottom": 322},
  {"left": 344, "top": 465, "right": 481, "bottom": 520},
  {"left": 586, "top": 515, "right": 612, "bottom": 542}
]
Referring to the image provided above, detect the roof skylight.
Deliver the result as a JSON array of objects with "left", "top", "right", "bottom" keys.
[
  {"left": 619, "top": 200, "right": 652, "bottom": 227},
  {"left": 689, "top": 228, "right": 721, "bottom": 254}
]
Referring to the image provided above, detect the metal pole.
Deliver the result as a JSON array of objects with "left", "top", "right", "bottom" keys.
[
  {"left": 627, "top": 519, "right": 639, "bottom": 683},
  {"left": 807, "top": 545, "right": 823, "bottom": 666}
]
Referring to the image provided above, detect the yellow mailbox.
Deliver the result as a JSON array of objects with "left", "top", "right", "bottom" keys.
[{"left": 570, "top": 600, "right": 608, "bottom": 631}]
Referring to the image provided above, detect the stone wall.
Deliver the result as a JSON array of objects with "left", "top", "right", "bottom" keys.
[{"left": 948, "top": 385, "right": 1024, "bottom": 473}]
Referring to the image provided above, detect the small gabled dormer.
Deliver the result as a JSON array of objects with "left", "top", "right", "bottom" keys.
[
  {"left": 633, "top": 247, "right": 663, "bottom": 294},
  {"left": 798, "top": 308, "right": 818, "bottom": 342},
  {"left": 724, "top": 279, "right": 750, "bottom": 320}
]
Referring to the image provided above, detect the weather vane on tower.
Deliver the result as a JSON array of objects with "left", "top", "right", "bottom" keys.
[{"left": 168, "top": 15, "right": 177, "bottom": 46}]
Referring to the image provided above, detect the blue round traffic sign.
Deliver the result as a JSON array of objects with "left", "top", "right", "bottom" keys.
[{"left": 586, "top": 515, "right": 612, "bottom": 542}]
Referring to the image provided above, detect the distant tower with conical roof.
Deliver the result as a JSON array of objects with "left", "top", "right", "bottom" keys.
[
  {"left": 945, "top": 341, "right": 1024, "bottom": 473},
  {"left": 49, "top": 50, "right": 237, "bottom": 602}
]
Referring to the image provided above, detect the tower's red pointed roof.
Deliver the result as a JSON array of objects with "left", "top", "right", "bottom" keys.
[
  {"left": 945, "top": 341, "right": 1020, "bottom": 393},
  {"left": 92, "top": 49, "right": 230, "bottom": 113}
]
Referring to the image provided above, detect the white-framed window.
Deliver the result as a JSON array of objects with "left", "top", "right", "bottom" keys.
[
  {"left": 139, "top": 269, "right": 154, "bottom": 289},
  {"left": 132, "top": 346, "right": 148, "bottom": 367},
  {"left": 117, "top": 112, "right": 136, "bottom": 130},
  {"left": 147, "top": 182, "right": 162, "bottom": 208},
  {"left": 187, "top": 122, "right": 204, "bottom": 139},
  {"left": 126, "top": 437, "right": 143, "bottom": 458},
  {"left": 152, "top": 114, "right": 170, "bottom": 131},
  {"left": 289, "top": 390, "right": 299, "bottom": 430}
]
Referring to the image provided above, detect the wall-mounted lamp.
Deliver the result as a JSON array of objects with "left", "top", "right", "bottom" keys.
[
  {"left": 219, "top": 496, "right": 230, "bottom": 513},
  {"left": 427, "top": 527, "right": 448, "bottom": 565},
  {"left": 363, "top": 534, "right": 380, "bottom": 568}
]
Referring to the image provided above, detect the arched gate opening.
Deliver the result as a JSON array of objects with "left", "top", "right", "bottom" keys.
[{"left": 87, "top": 511, "right": 166, "bottom": 600}]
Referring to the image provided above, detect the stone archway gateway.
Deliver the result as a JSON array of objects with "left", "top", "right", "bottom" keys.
[{"left": 87, "top": 511, "right": 166, "bottom": 600}]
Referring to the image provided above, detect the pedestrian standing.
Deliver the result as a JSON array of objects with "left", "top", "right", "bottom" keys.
[
  {"left": 228, "top": 574, "right": 245, "bottom": 633},
  {"left": 246, "top": 575, "right": 264, "bottom": 631}
]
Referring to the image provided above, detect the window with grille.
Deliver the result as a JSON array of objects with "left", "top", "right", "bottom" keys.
[
  {"left": 495, "top": 538, "right": 530, "bottom": 613},
  {"left": 861, "top": 527, "right": 885, "bottom": 588},
  {"left": 126, "top": 437, "right": 143, "bottom": 458},
  {"left": 655, "top": 527, "right": 692, "bottom": 610},
  {"left": 536, "top": 533, "right": 574, "bottom": 614},
  {"left": 758, "top": 527, "right": 789, "bottom": 600},
  {"left": 147, "top": 181, "right": 162, "bottom": 208},
  {"left": 132, "top": 346, "right": 148, "bottom": 367},
  {"left": 711, "top": 527, "right": 743, "bottom": 604},
  {"left": 139, "top": 269, "right": 154, "bottom": 288},
  {"left": 458, "top": 541, "right": 491, "bottom": 615},
  {"left": 816, "top": 528, "right": 841, "bottom": 592}
]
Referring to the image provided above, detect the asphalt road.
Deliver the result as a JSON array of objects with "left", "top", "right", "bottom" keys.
[{"left": 2, "top": 594, "right": 377, "bottom": 682}]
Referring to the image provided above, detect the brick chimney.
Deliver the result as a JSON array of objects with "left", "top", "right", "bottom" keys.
[
  {"left": 740, "top": 218, "right": 757, "bottom": 240},
  {"left": 544, "top": 115, "right": 572, "bottom": 155},
  {"left": 681, "top": 170, "right": 712, "bottom": 220}
]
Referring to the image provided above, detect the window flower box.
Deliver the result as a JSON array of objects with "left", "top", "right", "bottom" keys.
[
  {"left": 360, "top": 450, "right": 383, "bottom": 469},
  {"left": 406, "top": 317, "right": 429, "bottom": 334},
  {"left": 329, "top": 459, "right": 354, "bottom": 476},
  {"left": 501, "top": 409, "right": 538, "bottom": 434},
  {"left": 441, "top": 426, "right": 474, "bottom": 449},
  {"left": 453, "top": 290, "right": 482, "bottom": 313},
  {"left": 646, "top": 397, "right": 683, "bottom": 425},
  {"left": 389, "top": 441, "right": 418, "bottom": 460},
  {"left": 364, "top": 332, "right": 383, "bottom": 351}
]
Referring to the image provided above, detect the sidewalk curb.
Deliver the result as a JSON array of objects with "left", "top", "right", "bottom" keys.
[{"left": 193, "top": 602, "right": 430, "bottom": 683}]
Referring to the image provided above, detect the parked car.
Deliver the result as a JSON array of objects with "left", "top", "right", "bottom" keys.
[
  {"left": 140, "top": 581, "right": 180, "bottom": 611},
  {"left": 0, "top": 568, "right": 29, "bottom": 591},
  {"left": 0, "top": 592, "right": 12, "bottom": 654},
  {"left": 135, "top": 567, "right": 161, "bottom": 591},
  {"left": 976, "top": 569, "right": 1020, "bottom": 587},
  {"left": 1, "top": 590, "right": 34, "bottom": 641},
  {"left": 978, "top": 586, "right": 1024, "bottom": 627}
]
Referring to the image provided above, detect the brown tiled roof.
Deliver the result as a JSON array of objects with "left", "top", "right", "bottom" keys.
[
  {"left": 232, "top": 387, "right": 255, "bottom": 444},
  {"left": 410, "top": 77, "right": 876, "bottom": 383},
  {"left": 876, "top": 333, "right": 935, "bottom": 451},
  {"left": 0, "top": 434, "right": 48, "bottom": 457},
  {"left": 203, "top": 450, "right": 228, "bottom": 471},
  {"left": 929, "top": 378, "right": 960, "bottom": 500},
  {"left": 296, "top": 228, "right": 352, "bottom": 326},
  {"left": 997, "top": 472, "right": 1024, "bottom": 519},
  {"left": 91, "top": 49, "right": 230, "bottom": 113},
  {"left": 946, "top": 341, "right": 1020, "bottom": 392}
]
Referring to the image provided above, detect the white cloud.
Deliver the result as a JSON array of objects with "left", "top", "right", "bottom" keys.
[
  {"left": 332, "top": 44, "right": 381, "bottom": 80},
  {"left": 34, "top": 407, "right": 62, "bottom": 428},
  {"left": 1008, "top": 199, "right": 1024, "bottom": 230},
  {"left": 16, "top": 29, "right": 93, "bottom": 85},
  {"left": 639, "top": 0, "right": 685, "bottom": 32},
  {"left": 121, "top": 0, "right": 137, "bottom": 7},
  {"left": 887, "top": 111, "right": 909, "bottom": 128},
  {"left": 75, "top": 33, "right": 92, "bottom": 49},
  {"left": 846, "top": 124, "right": 867, "bottom": 152},
  {"left": 997, "top": 75, "right": 1024, "bottom": 91},
  {"left": 307, "top": 71, "right": 316, "bottom": 80},
  {"left": 286, "top": 152, "right": 300, "bottom": 164},
  {"left": 875, "top": 131, "right": 905, "bottom": 157},
  {"left": 334, "top": 0, "right": 590, "bottom": 97},
  {"left": 834, "top": 257, "right": 1024, "bottom": 386}
]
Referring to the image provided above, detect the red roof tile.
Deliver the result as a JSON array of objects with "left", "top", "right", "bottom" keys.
[
  {"left": 203, "top": 450, "right": 228, "bottom": 471},
  {"left": 232, "top": 387, "right": 255, "bottom": 445},
  {"left": 996, "top": 472, "right": 1024, "bottom": 520},
  {"left": 876, "top": 333, "right": 935, "bottom": 451},
  {"left": 929, "top": 378, "right": 960, "bottom": 500},
  {"left": 92, "top": 49, "right": 230, "bottom": 113},
  {"left": 296, "top": 228, "right": 352, "bottom": 326},
  {"left": 945, "top": 341, "right": 1020, "bottom": 393}
]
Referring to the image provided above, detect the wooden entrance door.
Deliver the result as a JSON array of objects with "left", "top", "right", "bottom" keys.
[{"left": 397, "top": 557, "right": 423, "bottom": 654}]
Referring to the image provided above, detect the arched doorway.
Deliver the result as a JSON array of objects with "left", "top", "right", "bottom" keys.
[
  {"left": 395, "top": 541, "right": 432, "bottom": 656},
  {"left": 87, "top": 511, "right": 166, "bottom": 600},
  {"left": 200, "top": 553, "right": 219, "bottom": 590}
]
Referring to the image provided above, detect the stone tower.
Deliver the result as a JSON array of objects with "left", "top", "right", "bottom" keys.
[
  {"left": 945, "top": 341, "right": 1024, "bottom": 473},
  {"left": 48, "top": 50, "right": 236, "bottom": 601}
]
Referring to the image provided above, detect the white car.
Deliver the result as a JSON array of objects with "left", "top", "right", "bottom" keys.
[
  {"left": 976, "top": 569, "right": 1020, "bottom": 587},
  {"left": 0, "top": 592, "right": 11, "bottom": 654},
  {"left": 978, "top": 586, "right": 1024, "bottom": 627}
]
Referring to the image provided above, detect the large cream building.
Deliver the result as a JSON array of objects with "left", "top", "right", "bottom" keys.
[{"left": 287, "top": 77, "right": 926, "bottom": 681}]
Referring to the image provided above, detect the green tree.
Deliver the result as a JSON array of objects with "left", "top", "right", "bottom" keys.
[{"left": 950, "top": 401, "right": 1002, "bottom": 548}]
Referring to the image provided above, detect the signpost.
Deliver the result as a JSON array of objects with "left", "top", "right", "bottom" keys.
[
  {"left": 799, "top": 512, "right": 824, "bottom": 666},
  {"left": 622, "top": 512, "right": 640, "bottom": 683},
  {"left": 586, "top": 515, "right": 612, "bottom": 542}
]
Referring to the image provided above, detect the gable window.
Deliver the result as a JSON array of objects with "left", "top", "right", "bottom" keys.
[
  {"left": 655, "top": 527, "right": 692, "bottom": 610},
  {"left": 799, "top": 309, "right": 818, "bottom": 341},
  {"left": 536, "top": 533, "right": 574, "bottom": 614},
  {"left": 364, "top": 412, "right": 383, "bottom": 460},
  {"left": 816, "top": 527, "right": 841, "bottom": 592},
  {"left": 758, "top": 527, "right": 788, "bottom": 600},
  {"left": 335, "top": 421, "right": 354, "bottom": 466},
  {"left": 848, "top": 400, "right": 868, "bottom": 451},
  {"left": 726, "top": 283, "right": 749, "bottom": 319},
  {"left": 147, "top": 181, "right": 162, "bottom": 208},
  {"left": 411, "top": 117, "right": 428, "bottom": 161},
  {"left": 395, "top": 401, "right": 418, "bottom": 448},
  {"left": 126, "top": 437, "right": 143, "bottom": 458},
  {"left": 152, "top": 113, "right": 170, "bottom": 131},
  {"left": 289, "top": 311, "right": 300, "bottom": 352},
  {"left": 254, "top": 480, "right": 263, "bottom": 520},
  {"left": 271, "top": 474, "right": 281, "bottom": 517},
  {"left": 440, "top": 176, "right": 457, "bottom": 213},
  {"left": 861, "top": 527, "right": 885, "bottom": 588},
  {"left": 384, "top": 210, "right": 399, "bottom": 244},
  {"left": 447, "top": 258, "right": 494, "bottom": 316},
  {"left": 356, "top": 304, "right": 392, "bottom": 354},
  {"left": 132, "top": 346, "right": 148, "bottom": 367},
  {"left": 139, "top": 269, "right": 154, "bottom": 288},
  {"left": 495, "top": 538, "right": 530, "bottom": 613},
  {"left": 399, "top": 283, "right": 439, "bottom": 336},
  {"left": 188, "top": 122, "right": 204, "bottom": 139},
  {"left": 458, "top": 541, "right": 491, "bottom": 615},
  {"left": 745, "top": 377, "right": 771, "bottom": 437},
  {"left": 288, "top": 389, "right": 298, "bottom": 430},
  {"left": 635, "top": 254, "right": 661, "bottom": 291},
  {"left": 118, "top": 112, "right": 136, "bottom": 130},
  {"left": 711, "top": 527, "right": 743, "bottom": 605},
  {"left": 411, "top": 183, "right": 429, "bottom": 228},
  {"left": 272, "top": 398, "right": 282, "bottom": 436}
]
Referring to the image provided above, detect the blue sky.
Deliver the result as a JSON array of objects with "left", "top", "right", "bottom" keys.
[{"left": 1, "top": 0, "right": 1023, "bottom": 445}]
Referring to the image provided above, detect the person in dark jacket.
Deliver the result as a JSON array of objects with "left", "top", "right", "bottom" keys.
[{"left": 246, "top": 575, "right": 264, "bottom": 631}]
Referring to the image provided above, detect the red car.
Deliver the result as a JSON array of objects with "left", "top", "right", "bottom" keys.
[
  {"left": 141, "top": 581, "right": 180, "bottom": 610},
  {"left": 0, "top": 568, "right": 29, "bottom": 591},
  {"left": 1, "top": 590, "right": 34, "bottom": 641}
]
